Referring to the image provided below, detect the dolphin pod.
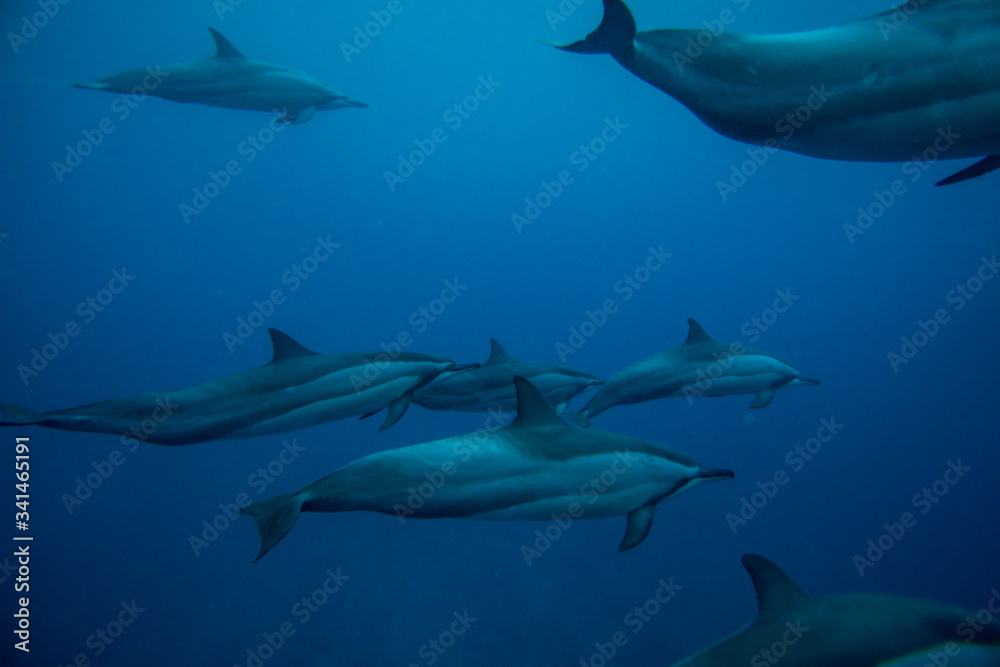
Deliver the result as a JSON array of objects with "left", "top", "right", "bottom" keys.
[
  {"left": 554, "top": 0, "right": 1000, "bottom": 185},
  {"left": 242, "top": 376, "right": 733, "bottom": 562},
  {"left": 670, "top": 554, "right": 1000, "bottom": 665},
  {"left": 412, "top": 338, "right": 603, "bottom": 414},
  {"left": 0, "top": 329, "right": 474, "bottom": 445},
  {"left": 74, "top": 28, "right": 367, "bottom": 124},
  {"left": 569, "top": 318, "right": 819, "bottom": 427}
]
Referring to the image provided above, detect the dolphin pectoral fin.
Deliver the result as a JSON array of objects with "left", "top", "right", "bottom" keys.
[
  {"left": 208, "top": 27, "right": 246, "bottom": 59},
  {"left": 619, "top": 504, "right": 655, "bottom": 551},
  {"left": 550, "top": 0, "right": 636, "bottom": 58},
  {"left": 241, "top": 492, "right": 304, "bottom": 562},
  {"left": 73, "top": 82, "right": 108, "bottom": 91},
  {"left": 378, "top": 395, "right": 411, "bottom": 431},
  {"left": 553, "top": 401, "right": 568, "bottom": 415},
  {"left": 565, "top": 412, "right": 591, "bottom": 428},
  {"left": 749, "top": 390, "right": 775, "bottom": 409},
  {"left": 936, "top": 156, "right": 1000, "bottom": 186},
  {"left": 0, "top": 404, "right": 43, "bottom": 426},
  {"left": 278, "top": 107, "right": 316, "bottom": 125}
]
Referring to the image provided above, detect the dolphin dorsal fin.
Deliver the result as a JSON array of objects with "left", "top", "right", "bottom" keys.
[
  {"left": 742, "top": 554, "right": 816, "bottom": 625},
  {"left": 486, "top": 339, "right": 517, "bottom": 365},
  {"left": 510, "top": 376, "right": 569, "bottom": 429},
  {"left": 267, "top": 329, "right": 318, "bottom": 363},
  {"left": 208, "top": 28, "right": 246, "bottom": 58},
  {"left": 684, "top": 318, "right": 715, "bottom": 344}
]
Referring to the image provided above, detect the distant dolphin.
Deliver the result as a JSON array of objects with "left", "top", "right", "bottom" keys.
[
  {"left": 412, "top": 338, "right": 602, "bottom": 414},
  {"left": 0, "top": 329, "right": 472, "bottom": 445},
  {"left": 242, "top": 376, "right": 733, "bottom": 561},
  {"left": 670, "top": 553, "right": 1000, "bottom": 666},
  {"left": 74, "top": 28, "right": 367, "bottom": 123},
  {"left": 569, "top": 319, "right": 818, "bottom": 426},
  {"left": 553, "top": 0, "right": 1000, "bottom": 185}
]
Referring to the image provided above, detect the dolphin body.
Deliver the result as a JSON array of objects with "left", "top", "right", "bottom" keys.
[
  {"left": 0, "top": 329, "right": 470, "bottom": 445},
  {"left": 569, "top": 319, "right": 818, "bottom": 426},
  {"left": 554, "top": 0, "right": 1000, "bottom": 185},
  {"left": 412, "top": 338, "right": 602, "bottom": 414},
  {"left": 242, "top": 376, "right": 733, "bottom": 561},
  {"left": 74, "top": 28, "right": 367, "bottom": 124},
  {"left": 670, "top": 554, "right": 1000, "bottom": 666}
]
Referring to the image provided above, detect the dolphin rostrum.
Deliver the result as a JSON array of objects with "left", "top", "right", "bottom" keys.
[
  {"left": 670, "top": 554, "right": 1000, "bottom": 666},
  {"left": 569, "top": 319, "right": 818, "bottom": 426},
  {"left": 413, "top": 338, "right": 602, "bottom": 415},
  {"left": 75, "top": 28, "right": 367, "bottom": 123},
  {"left": 0, "top": 329, "right": 472, "bottom": 445},
  {"left": 553, "top": 0, "right": 1000, "bottom": 185},
  {"left": 242, "top": 376, "right": 733, "bottom": 561}
]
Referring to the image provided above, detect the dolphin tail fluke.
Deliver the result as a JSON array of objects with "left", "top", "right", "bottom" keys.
[
  {"left": 565, "top": 411, "right": 591, "bottom": 428},
  {"left": 936, "top": 156, "right": 1000, "bottom": 186},
  {"left": 546, "top": 0, "right": 636, "bottom": 58},
  {"left": 0, "top": 404, "right": 43, "bottom": 426},
  {"left": 241, "top": 493, "right": 304, "bottom": 562}
]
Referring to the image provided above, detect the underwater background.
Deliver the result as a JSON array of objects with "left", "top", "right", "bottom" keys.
[{"left": 1, "top": 0, "right": 998, "bottom": 664}]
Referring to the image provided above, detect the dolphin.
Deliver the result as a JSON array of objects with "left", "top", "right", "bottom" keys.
[
  {"left": 412, "top": 338, "right": 602, "bottom": 415},
  {"left": 670, "top": 553, "right": 1000, "bottom": 666},
  {"left": 553, "top": 0, "right": 1000, "bottom": 185},
  {"left": 74, "top": 28, "right": 367, "bottom": 123},
  {"left": 0, "top": 329, "right": 472, "bottom": 445},
  {"left": 242, "top": 376, "right": 733, "bottom": 561},
  {"left": 568, "top": 319, "right": 818, "bottom": 426}
]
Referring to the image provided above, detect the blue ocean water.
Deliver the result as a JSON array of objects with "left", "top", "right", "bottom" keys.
[{"left": 1, "top": 0, "right": 998, "bottom": 664}]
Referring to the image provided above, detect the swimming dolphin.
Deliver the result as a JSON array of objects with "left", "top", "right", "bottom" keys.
[
  {"left": 553, "top": 0, "right": 1000, "bottom": 185},
  {"left": 0, "top": 329, "right": 471, "bottom": 445},
  {"left": 242, "top": 376, "right": 733, "bottom": 561},
  {"left": 568, "top": 319, "right": 818, "bottom": 426},
  {"left": 74, "top": 28, "right": 367, "bottom": 123},
  {"left": 412, "top": 338, "right": 602, "bottom": 414},
  {"left": 670, "top": 553, "right": 1000, "bottom": 666}
]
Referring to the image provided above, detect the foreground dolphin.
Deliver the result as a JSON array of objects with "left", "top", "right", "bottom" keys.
[
  {"left": 670, "top": 553, "right": 1000, "bottom": 666},
  {"left": 412, "top": 338, "right": 602, "bottom": 414},
  {"left": 554, "top": 0, "right": 1000, "bottom": 185},
  {"left": 74, "top": 28, "right": 367, "bottom": 123},
  {"left": 569, "top": 319, "right": 818, "bottom": 426},
  {"left": 242, "top": 376, "right": 732, "bottom": 561},
  {"left": 0, "top": 329, "right": 470, "bottom": 445}
]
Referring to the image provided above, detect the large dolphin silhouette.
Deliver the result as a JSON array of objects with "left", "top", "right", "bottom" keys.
[
  {"left": 670, "top": 554, "right": 1000, "bottom": 666},
  {"left": 74, "top": 28, "right": 367, "bottom": 123},
  {"left": 569, "top": 319, "right": 818, "bottom": 426},
  {"left": 0, "top": 329, "right": 471, "bottom": 445},
  {"left": 554, "top": 0, "right": 1000, "bottom": 185},
  {"left": 242, "top": 376, "right": 733, "bottom": 561},
  {"left": 413, "top": 338, "right": 602, "bottom": 414}
]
